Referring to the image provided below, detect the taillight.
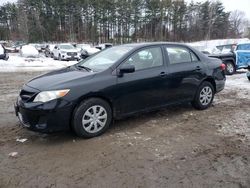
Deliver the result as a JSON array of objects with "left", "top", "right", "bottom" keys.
[{"left": 220, "top": 63, "right": 226, "bottom": 71}]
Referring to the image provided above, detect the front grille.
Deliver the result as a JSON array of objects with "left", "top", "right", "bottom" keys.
[
  {"left": 67, "top": 52, "right": 77, "bottom": 56},
  {"left": 20, "top": 89, "right": 37, "bottom": 102}
]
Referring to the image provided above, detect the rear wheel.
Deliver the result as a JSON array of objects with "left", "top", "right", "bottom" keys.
[
  {"left": 225, "top": 61, "right": 235, "bottom": 75},
  {"left": 192, "top": 81, "right": 215, "bottom": 110},
  {"left": 72, "top": 98, "right": 112, "bottom": 138}
]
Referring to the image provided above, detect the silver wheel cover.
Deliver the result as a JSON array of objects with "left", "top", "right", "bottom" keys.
[
  {"left": 199, "top": 86, "right": 213, "bottom": 106},
  {"left": 82, "top": 105, "right": 107, "bottom": 133}
]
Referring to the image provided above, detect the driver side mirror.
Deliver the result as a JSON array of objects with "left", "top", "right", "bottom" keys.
[{"left": 117, "top": 64, "right": 135, "bottom": 77}]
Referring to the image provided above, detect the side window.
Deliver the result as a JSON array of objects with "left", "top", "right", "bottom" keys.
[
  {"left": 166, "top": 46, "right": 199, "bottom": 64},
  {"left": 190, "top": 51, "right": 199, "bottom": 62},
  {"left": 124, "top": 47, "right": 163, "bottom": 71}
]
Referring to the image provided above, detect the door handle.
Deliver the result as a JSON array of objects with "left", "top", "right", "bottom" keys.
[
  {"left": 195, "top": 66, "right": 201, "bottom": 71},
  {"left": 159, "top": 72, "right": 166, "bottom": 77}
]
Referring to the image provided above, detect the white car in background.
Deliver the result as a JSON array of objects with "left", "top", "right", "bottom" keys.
[
  {"left": 95, "top": 43, "right": 113, "bottom": 50},
  {"left": 76, "top": 44, "right": 100, "bottom": 55},
  {"left": 20, "top": 45, "right": 39, "bottom": 58},
  {"left": 53, "top": 43, "right": 81, "bottom": 61}
]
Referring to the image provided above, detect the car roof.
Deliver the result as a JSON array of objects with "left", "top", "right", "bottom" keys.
[
  {"left": 121, "top": 42, "right": 191, "bottom": 48},
  {"left": 237, "top": 42, "right": 250, "bottom": 45},
  {"left": 59, "top": 43, "right": 74, "bottom": 45}
]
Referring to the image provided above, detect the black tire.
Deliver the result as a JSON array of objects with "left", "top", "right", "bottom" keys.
[
  {"left": 72, "top": 98, "right": 112, "bottom": 138},
  {"left": 192, "top": 81, "right": 215, "bottom": 110},
  {"left": 225, "top": 61, "right": 235, "bottom": 75}
]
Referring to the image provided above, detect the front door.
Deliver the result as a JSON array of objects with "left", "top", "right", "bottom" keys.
[
  {"left": 115, "top": 46, "right": 168, "bottom": 115},
  {"left": 235, "top": 43, "right": 250, "bottom": 69}
]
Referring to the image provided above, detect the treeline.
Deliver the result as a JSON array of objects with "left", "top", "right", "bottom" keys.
[{"left": 0, "top": 0, "right": 248, "bottom": 44}]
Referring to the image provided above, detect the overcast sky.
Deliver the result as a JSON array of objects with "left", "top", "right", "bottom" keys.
[
  {"left": 1, "top": 0, "right": 250, "bottom": 19},
  {"left": 186, "top": 0, "right": 250, "bottom": 19}
]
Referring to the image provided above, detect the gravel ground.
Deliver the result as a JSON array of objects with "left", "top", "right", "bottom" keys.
[{"left": 0, "top": 71, "right": 250, "bottom": 188}]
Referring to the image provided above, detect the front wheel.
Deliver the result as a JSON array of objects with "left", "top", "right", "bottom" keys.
[
  {"left": 225, "top": 61, "right": 235, "bottom": 75},
  {"left": 192, "top": 81, "right": 215, "bottom": 110},
  {"left": 72, "top": 98, "right": 112, "bottom": 138}
]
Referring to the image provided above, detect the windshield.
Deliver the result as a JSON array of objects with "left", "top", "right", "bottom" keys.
[
  {"left": 237, "top": 44, "right": 250, "bottom": 51},
  {"left": 60, "top": 44, "right": 75, "bottom": 50},
  {"left": 77, "top": 46, "right": 133, "bottom": 71}
]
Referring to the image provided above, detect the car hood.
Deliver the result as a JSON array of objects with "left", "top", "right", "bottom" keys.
[
  {"left": 27, "top": 66, "right": 95, "bottom": 91},
  {"left": 61, "top": 49, "right": 80, "bottom": 53},
  {"left": 208, "top": 52, "right": 234, "bottom": 58}
]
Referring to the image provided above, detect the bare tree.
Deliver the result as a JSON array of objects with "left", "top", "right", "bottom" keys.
[{"left": 229, "top": 10, "right": 246, "bottom": 37}]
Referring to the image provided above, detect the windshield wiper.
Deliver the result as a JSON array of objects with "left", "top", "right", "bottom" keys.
[{"left": 77, "top": 65, "right": 92, "bottom": 72}]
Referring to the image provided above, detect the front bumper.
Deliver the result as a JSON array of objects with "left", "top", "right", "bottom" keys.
[
  {"left": 14, "top": 97, "right": 75, "bottom": 133},
  {"left": 61, "top": 54, "right": 80, "bottom": 60}
]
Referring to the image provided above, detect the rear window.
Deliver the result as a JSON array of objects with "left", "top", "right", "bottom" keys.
[{"left": 166, "top": 46, "right": 199, "bottom": 64}]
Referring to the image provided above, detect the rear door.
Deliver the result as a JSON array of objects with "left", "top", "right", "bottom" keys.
[
  {"left": 235, "top": 43, "right": 250, "bottom": 68},
  {"left": 164, "top": 45, "right": 206, "bottom": 102}
]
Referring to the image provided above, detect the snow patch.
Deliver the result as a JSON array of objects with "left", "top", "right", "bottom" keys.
[
  {"left": 225, "top": 72, "right": 250, "bottom": 99},
  {"left": 0, "top": 54, "right": 77, "bottom": 72}
]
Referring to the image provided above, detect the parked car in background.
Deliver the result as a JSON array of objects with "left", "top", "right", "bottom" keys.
[
  {"left": 76, "top": 43, "right": 100, "bottom": 59},
  {"left": 95, "top": 43, "right": 113, "bottom": 50},
  {"left": 209, "top": 43, "right": 250, "bottom": 75},
  {"left": 20, "top": 45, "right": 39, "bottom": 58},
  {"left": 209, "top": 53, "right": 236, "bottom": 75},
  {"left": 15, "top": 42, "right": 225, "bottom": 138},
  {"left": 235, "top": 43, "right": 250, "bottom": 69},
  {"left": 12, "top": 41, "right": 26, "bottom": 53},
  {"left": 5, "top": 46, "right": 16, "bottom": 53},
  {"left": 215, "top": 44, "right": 237, "bottom": 54},
  {"left": 29, "top": 43, "right": 43, "bottom": 52},
  {"left": 201, "top": 50, "right": 211, "bottom": 55},
  {"left": 45, "top": 44, "right": 55, "bottom": 57},
  {"left": 0, "top": 44, "right": 9, "bottom": 60},
  {"left": 52, "top": 43, "right": 81, "bottom": 61},
  {"left": 0, "top": 41, "right": 16, "bottom": 53}
]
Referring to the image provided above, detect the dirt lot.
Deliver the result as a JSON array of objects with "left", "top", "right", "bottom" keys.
[{"left": 0, "top": 71, "right": 250, "bottom": 188}]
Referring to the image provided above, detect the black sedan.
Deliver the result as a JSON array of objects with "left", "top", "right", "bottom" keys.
[{"left": 15, "top": 42, "right": 226, "bottom": 138}]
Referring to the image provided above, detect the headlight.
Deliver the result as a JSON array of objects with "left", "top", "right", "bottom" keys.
[{"left": 33, "top": 89, "right": 70, "bottom": 103}]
